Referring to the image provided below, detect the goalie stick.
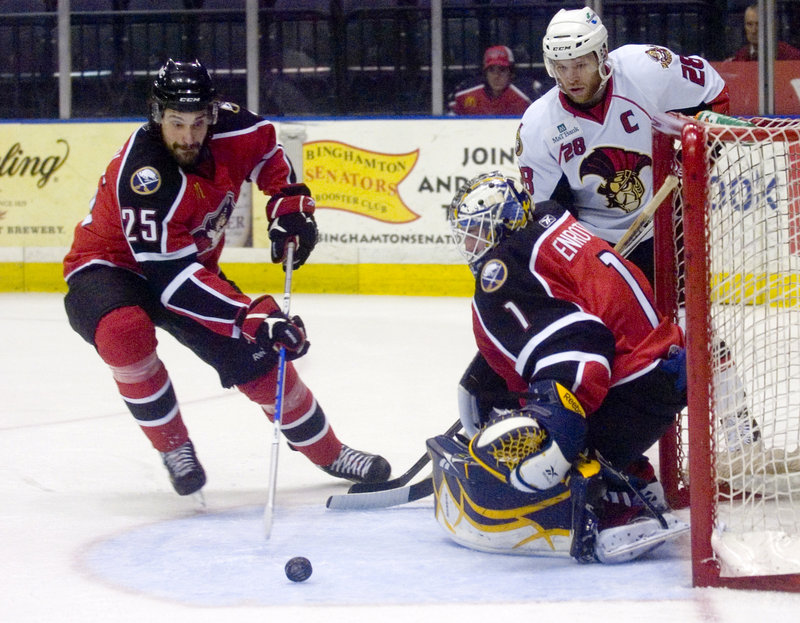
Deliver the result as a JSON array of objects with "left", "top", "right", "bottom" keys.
[
  {"left": 595, "top": 454, "right": 668, "bottom": 528},
  {"left": 613, "top": 174, "right": 679, "bottom": 258},
  {"left": 347, "top": 419, "right": 462, "bottom": 494},
  {"left": 327, "top": 475, "right": 434, "bottom": 510}
]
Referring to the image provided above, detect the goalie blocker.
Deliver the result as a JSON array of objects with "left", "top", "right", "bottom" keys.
[{"left": 427, "top": 434, "right": 688, "bottom": 563}]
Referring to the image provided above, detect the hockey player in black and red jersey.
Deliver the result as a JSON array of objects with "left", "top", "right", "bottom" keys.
[
  {"left": 516, "top": 7, "right": 730, "bottom": 284},
  {"left": 436, "top": 172, "right": 688, "bottom": 562},
  {"left": 63, "top": 59, "right": 390, "bottom": 497}
]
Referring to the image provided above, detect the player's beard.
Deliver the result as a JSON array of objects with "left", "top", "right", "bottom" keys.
[{"left": 169, "top": 142, "right": 202, "bottom": 167}]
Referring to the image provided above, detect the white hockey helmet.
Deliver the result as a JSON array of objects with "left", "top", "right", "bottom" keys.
[
  {"left": 542, "top": 7, "right": 612, "bottom": 85},
  {"left": 447, "top": 172, "right": 530, "bottom": 266}
]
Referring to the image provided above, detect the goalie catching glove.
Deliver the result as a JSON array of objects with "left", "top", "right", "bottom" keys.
[
  {"left": 266, "top": 183, "right": 318, "bottom": 269},
  {"left": 238, "top": 294, "right": 309, "bottom": 360},
  {"left": 469, "top": 380, "right": 587, "bottom": 493}
]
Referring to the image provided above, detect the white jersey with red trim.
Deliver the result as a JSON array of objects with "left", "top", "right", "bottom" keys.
[{"left": 516, "top": 44, "right": 729, "bottom": 244}]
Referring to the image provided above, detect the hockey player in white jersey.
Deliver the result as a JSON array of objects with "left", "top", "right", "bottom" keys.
[
  {"left": 516, "top": 6, "right": 729, "bottom": 283},
  {"left": 514, "top": 8, "right": 765, "bottom": 495}
]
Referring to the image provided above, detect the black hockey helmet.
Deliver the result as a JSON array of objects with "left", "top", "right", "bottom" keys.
[{"left": 149, "top": 59, "right": 218, "bottom": 124}]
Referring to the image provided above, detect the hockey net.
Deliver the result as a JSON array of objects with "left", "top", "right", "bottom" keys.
[{"left": 652, "top": 112, "right": 800, "bottom": 590}]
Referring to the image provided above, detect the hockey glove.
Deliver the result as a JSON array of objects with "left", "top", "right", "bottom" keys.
[
  {"left": 239, "top": 295, "right": 310, "bottom": 360},
  {"left": 268, "top": 212, "right": 318, "bottom": 269},
  {"left": 266, "top": 183, "right": 317, "bottom": 269},
  {"left": 469, "top": 381, "right": 587, "bottom": 492},
  {"left": 469, "top": 409, "right": 572, "bottom": 492}
]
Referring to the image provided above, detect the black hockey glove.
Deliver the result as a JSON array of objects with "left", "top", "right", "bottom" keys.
[
  {"left": 239, "top": 295, "right": 310, "bottom": 360},
  {"left": 266, "top": 183, "right": 318, "bottom": 270},
  {"left": 268, "top": 212, "right": 318, "bottom": 269}
]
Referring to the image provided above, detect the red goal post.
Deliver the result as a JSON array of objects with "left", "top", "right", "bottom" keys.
[{"left": 652, "top": 111, "right": 800, "bottom": 591}]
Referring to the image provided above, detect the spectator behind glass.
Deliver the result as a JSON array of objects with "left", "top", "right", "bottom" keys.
[
  {"left": 447, "top": 45, "right": 532, "bottom": 116},
  {"left": 727, "top": 4, "right": 800, "bottom": 61}
]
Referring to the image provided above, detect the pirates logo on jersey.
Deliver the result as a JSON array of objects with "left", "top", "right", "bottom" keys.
[
  {"left": 645, "top": 46, "right": 673, "bottom": 69},
  {"left": 191, "top": 191, "right": 236, "bottom": 255},
  {"left": 578, "top": 147, "right": 651, "bottom": 213},
  {"left": 480, "top": 259, "right": 508, "bottom": 293},
  {"left": 130, "top": 167, "right": 161, "bottom": 195}
]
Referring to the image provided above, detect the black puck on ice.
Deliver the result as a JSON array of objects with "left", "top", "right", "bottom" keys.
[{"left": 285, "top": 556, "right": 312, "bottom": 582}]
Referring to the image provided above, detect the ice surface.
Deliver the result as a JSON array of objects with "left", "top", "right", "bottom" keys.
[{"left": 3, "top": 292, "right": 800, "bottom": 622}]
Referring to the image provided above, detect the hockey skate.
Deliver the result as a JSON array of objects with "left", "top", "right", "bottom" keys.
[
  {"left": 160, "top": 440, "right": 206, "bottom": 496},
  {"left": 594, "top": 512, "right": 689, "bottom": 563},
  {"left": 320, "top": 445, "right": 391, "bottom": 484},
  {"left": 601, "top": 457, "right": 670, "bottom": 520}
]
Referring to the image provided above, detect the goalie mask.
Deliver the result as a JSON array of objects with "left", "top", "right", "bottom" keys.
[
  {"left": 447, "top": 172, "right": 531, "bottom": 266},
  {"left": 149, "top": 59, "right": 219, "bottom": 124},
  {"left": 542, "top": 7, "right": 612, "bottom": 89}
]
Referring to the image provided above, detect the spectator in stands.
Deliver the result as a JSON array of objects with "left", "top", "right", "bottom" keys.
[
  {"left": 727, "top": 4, "right": 800, "bottom": 61},
  {"left": 448, "top": 45, "right": 532, "bottom": 116}
]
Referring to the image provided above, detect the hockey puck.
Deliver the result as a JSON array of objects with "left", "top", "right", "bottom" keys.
[{"left": 284, "top": 556, "right": 312, "bottom": 582}]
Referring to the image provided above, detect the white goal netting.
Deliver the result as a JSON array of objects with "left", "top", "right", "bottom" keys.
[{"left": 662, "top": 114, "right": 800, "bottom": 582}]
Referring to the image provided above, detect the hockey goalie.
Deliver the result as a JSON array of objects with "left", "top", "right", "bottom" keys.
[{"left": 434, "top": 171, "right": 691, "bottom": 563}]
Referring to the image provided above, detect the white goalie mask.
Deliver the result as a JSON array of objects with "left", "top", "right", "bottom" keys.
[
  {"left": 447, "top": 172, "right": 531, "bottom": 266},
  {"left": 543, "top": 7, "right": 612, "bottom": 87}
]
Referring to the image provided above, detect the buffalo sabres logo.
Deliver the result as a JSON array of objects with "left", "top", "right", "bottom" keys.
[
  {"left": 579, "top": 147, "right": 651, "bottom": 213},
  {"left": 219, "top": 101, "right": 240, "bottom": 113},
  {"left": 645, "top": 46, "right": 673, "bottom": 69},
  {"left": 480, "top": 259, "right": 508, "bottom": 293},
  {"left": 515, "top": 123, "right": 523, "bottom": 157},
  {"left": 130, "top": 167, "right": 161, "bottom": 195}
]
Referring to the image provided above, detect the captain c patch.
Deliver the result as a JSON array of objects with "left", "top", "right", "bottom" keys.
[{"left": 480, "top": 259, "right": 508, "bottom": 293}]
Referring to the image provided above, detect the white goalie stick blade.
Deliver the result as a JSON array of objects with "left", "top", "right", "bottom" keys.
[
  {"left": 326, "top": 476, "right": 434, "bottom": 510},
  {"left": 594, "top": 512, "right": 689, "bottom": 564}
]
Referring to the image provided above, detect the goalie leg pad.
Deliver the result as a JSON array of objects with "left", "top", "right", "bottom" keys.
[{"left": 427, "top": 434, "right": 574, "bottom": 557}]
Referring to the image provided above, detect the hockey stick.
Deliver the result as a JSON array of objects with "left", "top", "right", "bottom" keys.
[
  {"left": 595, "top": 454, "right": 668, "bottom": 529},
  {"left": 263, "top": 241, "right": 296, "bottom": 539},
  {"left": 327, "top": 475, "right": 434, "bottom": 510},
  {"left": 613, "top": 174, "right": 679, "bottom": 258},
  {"left": 347, "top": 419, "right": 462, "bottom": 493}
]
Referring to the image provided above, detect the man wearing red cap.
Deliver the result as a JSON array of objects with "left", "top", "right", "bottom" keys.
[{"left": 448, "top": 45, "right": 532, "bottom": 116}]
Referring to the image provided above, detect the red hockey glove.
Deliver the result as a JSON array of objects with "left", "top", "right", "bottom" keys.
[
  {"left": 265, "top": 183, "right": 317, "bottom": 269},
  {"left": 239, "top": 295, "right": 310, "bottom": 360}
]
